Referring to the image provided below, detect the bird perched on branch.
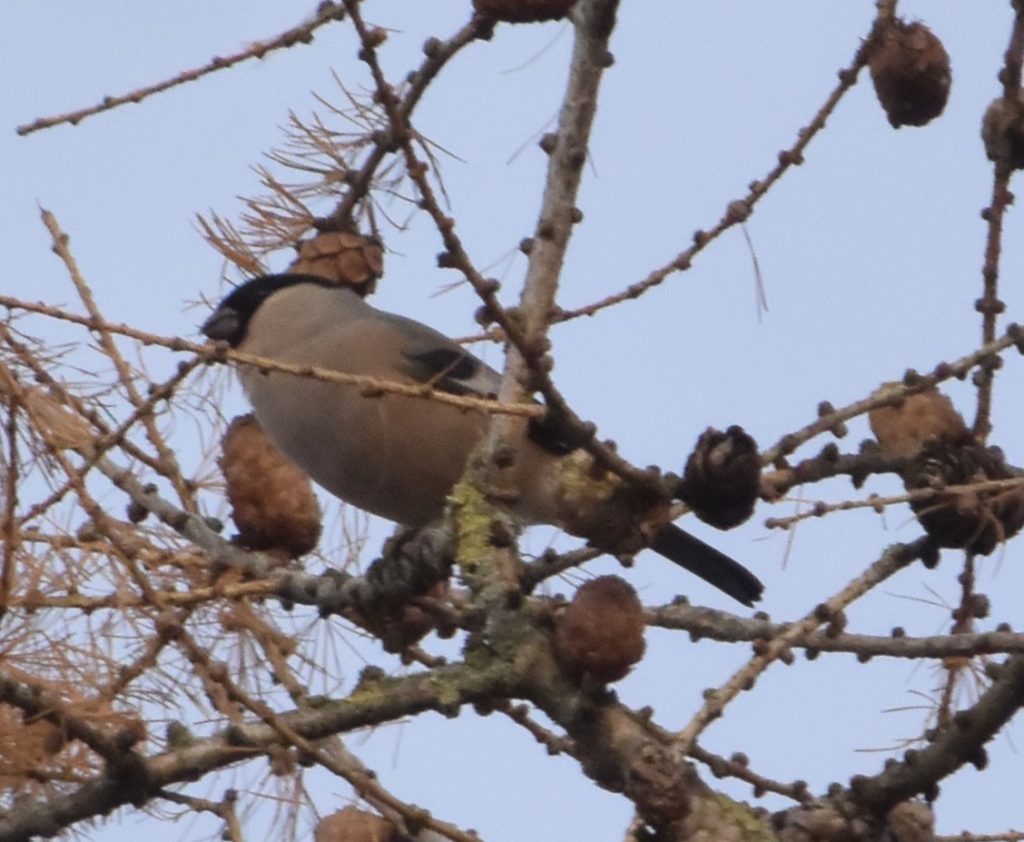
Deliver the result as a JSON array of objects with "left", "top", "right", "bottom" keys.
[{"left": 201, "top": 273, "right": 763, "bottom": 606}]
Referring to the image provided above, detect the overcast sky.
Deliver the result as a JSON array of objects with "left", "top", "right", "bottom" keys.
[{"left": 5, "top": 3, "right": 1024, "bottom": 840}]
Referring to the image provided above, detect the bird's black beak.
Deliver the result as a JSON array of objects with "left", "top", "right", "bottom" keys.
[{"left": 200, "top": 306, "right": 242, "bottom": 345}]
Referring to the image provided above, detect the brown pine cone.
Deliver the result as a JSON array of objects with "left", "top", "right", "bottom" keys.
[
  {"left": 869, "top": 386, "right": 970, "bottom": 459},
  {"left": 289, "top": 232, "right": 384, "bottom": 296},
  {"left": 677, "top": 426, "right": 760, "bottom": 529},
  {"left": 219, "top": 413, "right": 322, "bottom": 557},
  {"left": 315, "top": 807, "right": 396, "bottom": 842},
  {"left": 903, "top": 440, "right": 1024, "bottom": 555},
  {"left": 869, "top": 19, "right": 951, "bottom": 128},
  {"left": 554, "top": 575, "right": 646, "bottom": 683}
]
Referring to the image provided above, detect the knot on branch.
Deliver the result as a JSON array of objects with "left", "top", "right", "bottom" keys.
[{"left": 353, "top": 525, "right": 457, "bottom": 651}]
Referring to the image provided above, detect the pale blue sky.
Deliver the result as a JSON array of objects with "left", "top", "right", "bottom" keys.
[{"left": 5, "top": 3, "right": 1024, "bottom": 840}]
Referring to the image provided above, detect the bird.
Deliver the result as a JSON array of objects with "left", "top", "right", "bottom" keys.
[{"left": 201, "top": 273, "right": 764, "bottom": 606}]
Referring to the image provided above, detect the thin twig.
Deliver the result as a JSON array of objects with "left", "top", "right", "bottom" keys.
[
  {"left": 0, "top": 292, "right": 544, "bottom": 418},
  {"left": 41, "top": 209, "right": 196, "bottom": 512},
  {"left": 649, "top": 602, "right": 1024, "bottom": 660},
  {"left": 764, "top": 476, "right": 1024, "bottom": 531},
  {"left": 547, "top": 14, "right": 877, "bottom": 329},
  {"left": 16, "top": 3, "right": 348, "bottom": 136},
  {"left": 762, "top": 325, "right": 1024, "bottom": 466},
  {"left": 973, "top": 6, "right": 1024, "bottom": 440},
  {"left": 674, "top": 539, "right": 930, "bottom": 753},
  {"left": 321, "top": 12, "right": 493, "bottom": 230}
]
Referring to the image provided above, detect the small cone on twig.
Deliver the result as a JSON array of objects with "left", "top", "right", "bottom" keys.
[
  {"left": 289, "top": 231, "right": 384, "bottom": 296},
  {"left": 869, "top": 19, "right": 951, "bottom": 128},
  {"left": 868, "top": 385, "right": 1024, "bottom": 553},
  {"left": 885, "top": 800, "right": 934, "bottom": 842},
  {"left": 982, "top": 92, "right": 1024, "bottom": 171},
  {"left": 903, "top": 441, "right": 1024, "bottom": 556},
  {"left": 315, "top": 807, "right": 396, "bottom": 842},
  {"left": 868, "top": 385, "right": 969, "bottom": 459},
  {"left": 219, "top": 413, "right": 322, "bottom": 557},
  {"left": 554, "top": 576, "right": 646, "bottom": 683},
  {"left": 677, "top": 426, "right": 760, "bottom": 529}
]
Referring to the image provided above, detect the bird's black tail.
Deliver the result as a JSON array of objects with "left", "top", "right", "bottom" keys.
[{"left": 650, "top": 524, "right": 763, "bottom": 607}]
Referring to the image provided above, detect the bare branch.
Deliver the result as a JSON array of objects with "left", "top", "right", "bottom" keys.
[
  {"left": 15, "top": 3, "right": 348, "bottom": 136},
  {"left": 674, "top": 538, "right": 931, "bottom": 752}
]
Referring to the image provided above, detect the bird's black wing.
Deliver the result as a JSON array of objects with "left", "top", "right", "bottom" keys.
[
  {"left": 402, "top": 346, "right": 498, "bottom": 397},
  {"left": 400, "top": 339, "right": 575, "bottom": 455}
]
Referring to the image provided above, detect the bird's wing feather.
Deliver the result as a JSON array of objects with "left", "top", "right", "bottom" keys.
[
  {"left": 401, "top": 345, "right": 500, "bottom": 397},
  {"left": 389, "top": 314, "right": 577, "bottom": 455},
  {"left": 385, "top": 312, "right": 502, "bottom": 398}
]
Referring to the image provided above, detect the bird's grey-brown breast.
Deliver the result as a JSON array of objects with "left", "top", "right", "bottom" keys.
[{"left": 235, "top": 283, "right": 494, "bottom": 526}]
